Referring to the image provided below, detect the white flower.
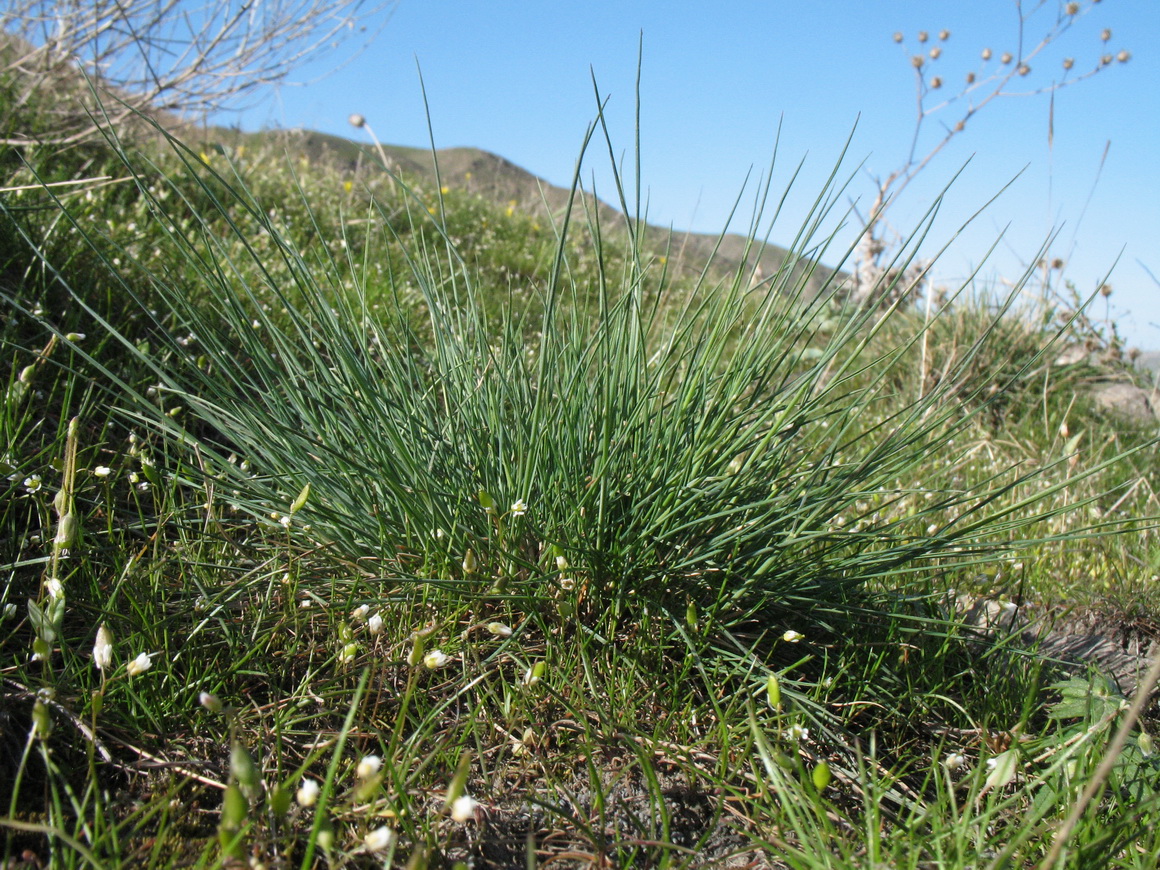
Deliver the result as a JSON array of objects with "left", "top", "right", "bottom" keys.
[
  {"left": 782, "top": 630, "right": 804, "bottom": 643},
  {"left": 943, "top": 752, "right": 965, "bottom": 772},
  {"left": 367, "top": 612, "right": 384, "bottom": 635},
  {"left": 23, "top": 474, "right": 42, "bottom": 494},
  {"left": 450, "top": 794, "right": 479, "bottom": 823},
  {"left": 363, "top": 825, "right": 395, "bottom": 852},
  {"left": 278, "top": 514, "right": 292, "bottom": 529},
  {"left": 486, "top": 622, "right": 513, "bottom": 637},
  {"left": 509, "top": 499, "right": 528, "bottom": 517},
  {"left": 356, "top": 755, "right": 381, "bottom": 779},
  {"left": 786, "top": 723, "right": 810, "bottom": 742},
  {"left": 45, "top": 578, "right": 64, "bottom": 600},
  {"left": 351, "top": 604, "right": 370, "bottom": 622},
  {"left": 296, "top": 778, "right": 320, "bottom": 807},
  {"left": 423, "top": 649, "right": 451, "bottom": 669},
  {"left": 199, "top": 691, "right": 222, "bottom": 713},
  {"left": 338, "top": 642, "right": 357, "bottom": 664},
  {"left": 126, "top": 652, "right": 153, "bottom": 676},
  {"left": 93, "top": 466, "right": 112, "bottom": 478},
  {"left": 93, "top": 624, "right": 113, "bottom": 671},
  {"left": 555, "top": 554, "right": 569, "bottom": 571},
  {"left": 558, "top": 577, "right": 575, "bottom": 592}
]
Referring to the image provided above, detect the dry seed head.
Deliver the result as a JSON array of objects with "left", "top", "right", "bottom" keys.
[
  {"left": 1063, "top": 57, "right": 1075, "bottom": 70},
  {"left": 917, "top": 30, "right": 928, "bottom": 42},
  {"left": 1066, "top": 1, "right": 1079, "bottom": 13},
  {"left": 1101, "top": 54, "right": 1112, "bottom": 65},
  {"left": 954, "top": 119, "right": 966, "bottom": 131},
  {"left": 939, "top": 29, "right": 950, "bottom": 40},
  {"left": 912, "top": 55, "right": 924, "bottom": 68},
  {"left": 1101, "top": 28, "right": 1111, "bottom": 41},
  {"left": 893, "top": 31, "right": 903, "bottom": 43},
  {"left": 1100, "top": 283, "right": 1113, "bottom": 297},
  {"left": 929, "top": 46, "right": 942, "bottom": 59},
  {"left": 981, "top": 47, "right": 993, "bottom": 60},
  {"left": 348, "top": 113, "right": 366, "bottom": 128},
  {"left": 931, "top": 76, "right": 943, "bottom": 88},
  {"left": 1001, "top": 52, "right": 1013, "bottom": 64},
  {"left": 1117, "top": 50, "right": 1131, "bottom": 63},
  {"left": 1018, "top": 64, "right": 1031, "bottom": 75},
  {"left": 966, "top": 71, "right": 976, "bottom": 84}
]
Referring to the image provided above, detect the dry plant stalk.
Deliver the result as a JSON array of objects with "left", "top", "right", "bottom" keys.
[{"left": 852, "top": 0, "right": 1131, "bottom": 308}]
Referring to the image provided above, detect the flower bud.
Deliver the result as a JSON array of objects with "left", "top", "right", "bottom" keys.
[{"left": 296, "top": 778, "right": 321, "bottom": 807}]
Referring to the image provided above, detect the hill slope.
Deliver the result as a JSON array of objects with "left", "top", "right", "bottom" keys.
[{"left": 201, "top": 125, "right": 847, "bottom": 297}]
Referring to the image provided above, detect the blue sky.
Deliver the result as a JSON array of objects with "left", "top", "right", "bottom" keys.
[{"left": 220, "top": 0, "right": 1159, "bottom": 348}]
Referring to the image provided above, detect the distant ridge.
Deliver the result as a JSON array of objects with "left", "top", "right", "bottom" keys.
[{"left": 203, "top": 125, "right": 847, "bottom": 299}]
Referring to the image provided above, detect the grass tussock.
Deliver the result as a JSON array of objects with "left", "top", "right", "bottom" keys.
[{"left": 2, "top": 88, "right": 1160, "bottom": 868}]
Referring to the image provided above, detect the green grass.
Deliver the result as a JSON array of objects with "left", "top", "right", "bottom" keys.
[{"left": 2, "top": 82, "right": 1160, "bottom": 869}]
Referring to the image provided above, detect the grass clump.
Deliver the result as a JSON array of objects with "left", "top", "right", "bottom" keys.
[{"left": 2, "top": 93, "right": 1160, "bottom": 867}]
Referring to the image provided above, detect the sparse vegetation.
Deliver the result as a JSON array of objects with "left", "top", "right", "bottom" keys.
[{"left": 2, "top": 4, "right": 1159, "bottom": 868}]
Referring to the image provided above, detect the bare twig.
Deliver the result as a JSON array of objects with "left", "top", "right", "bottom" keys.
[{"left": 1, "top": 0, "right": 396, "bottom": 143}]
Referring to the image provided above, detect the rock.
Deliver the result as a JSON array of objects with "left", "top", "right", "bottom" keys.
[
  {"left": 957, "top": 595, "right": 1159, "bottom": 699},
  {"left": 1088, "top": 380, "right": 1160, "bottom": 424}
]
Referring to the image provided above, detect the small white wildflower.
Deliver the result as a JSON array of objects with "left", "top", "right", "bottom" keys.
[
  {"left": 126, "top": 652, "right": 153, "bottom": 676},
  {"left": 423, "top": 649, "right": 451, "bottom": 669},
  {"left": 486, "top": 622, "right": 513, "bottom": 637},
  {"left": 367, "top": 612, "right": 384, "bottom": 635},
  {"left": 786, "top": 723, "right": 810, "bottom": 741},
  {"left": 351, "top": 604, "right": 370, "bottom": 623},
  {"left": 356, "top": 755, "right": 382, "bottom": 779},
  {"left": 278, "top": 514, "right": 292, "bottom": 529},
  {"left": 93, "top": 465, "right": 112, "bottom": 478},
  {"left": 23, "top": 474, "right": 42, "bottom": 494},
  {"left": 782, "top": 630, "right": 804, "bottom": 643},
  {"left": 555, "top": 554, "right": 569, "bottom": 571},
  {"left": 364, "top": 825, "right": 395, "bottom": 853},
  {"left": 510, "top": 499, "right": 528, "bottom": 517},
  {"left": 45, "top": 578, "right": 64, "bottom": 600},
  {"left": 558, "top": 577, "right": 575, "bottom": 592},
  {"left": 296, "top": 778, "right": 320, "bottom": 807},
  {"left": 93, "top": 624, "right": 113, "bottom": 671},
  {"left": 944, "top": 752, "right": 965, "bottom": 772},
  {"left": 199, "top": 691, "right": 223, "bottom": 713},
  {"left": 450, "top": 795, "right": 479, "bottom": 823}
]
